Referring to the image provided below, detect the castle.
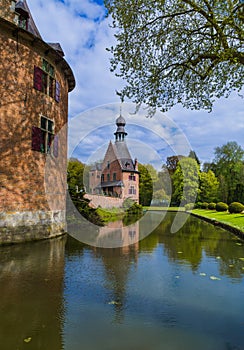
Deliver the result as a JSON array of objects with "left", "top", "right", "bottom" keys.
[
  {"left": 0, "top": 0, "right": 75, "bottom": 244},
  {"left": 89, "top": 116, "right": 139, "bottom": 204}
]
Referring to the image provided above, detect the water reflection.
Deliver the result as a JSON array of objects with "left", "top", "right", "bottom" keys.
[
  {"left": 0, "top": 237, "right": 66, "bottom": 350},
  {"left": 152, "top": 212, "right": 244, "bottom": 280},
  {"left": 0, "top": 212, "right": 244, "bottom": 350}
]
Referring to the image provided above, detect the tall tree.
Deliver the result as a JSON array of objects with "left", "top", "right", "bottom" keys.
[
  {"left": 172, "top": 157, "right": 200, "bottom": 205},
  {"left": 198, "top": 170, "right": 219, "bottom": 203},
  {"left": 138, "top": 163, "right": 154, "bottom": 206},
  {"left": 67, "top": 158, "right": 85, "bottom": 193},
  {"left": 105, "top": 0, "right": 244, "bottom": 113},
  {"left": 213, "top": 141, "right": 244, "bottom": 203}
]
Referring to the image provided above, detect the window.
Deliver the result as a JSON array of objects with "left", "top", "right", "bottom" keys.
[
  {"left": 107, "top": 161, "right": 110, "bottom": 169},
  {"left": 32, "top": 116, "right": 58, "bottom": 157},
  {"left": 18, "top": 15, "right": 28, "bottom": 30},
  {"left": 101, "top": 174, "right": 104, "bottom": 182},
  {"left": 129, "top": 174, "right": 136, "bottom": 181},
  {"left": 40, "top": 116, "right": 54, "bottom": 154},
  {"left": 33, "top": 59, "right": 60, "bottom": 102},
  {"left": 107, "top": 174, "right": 110, "bottom": 182},
  {"left": 129, "top": 186, "right": 136, "bottom": 195},
  {"left": 113, "top": 172, "right": 116, "bottom": 181}
]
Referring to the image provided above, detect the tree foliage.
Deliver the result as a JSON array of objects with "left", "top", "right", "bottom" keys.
[
  {"left": 67, "top": 158, "right": 85, "bottom": 192},
  {"left": 105, "top": 0, "right": 244, "bottom": 113},
  {"left": 198, "top": 170, "right": 219, "bottom": 203},
  {"left": 171, "top": 157, "right": 200, "bottom": 205},
  {"left": 138, "top": 163, "right": 154, "bottom": 205},
  {"left": 213, "top": 141, "right": 244, "bottom": 203},
  {"left": 67, "top": 159, "right": 103, "bottom": 225}
]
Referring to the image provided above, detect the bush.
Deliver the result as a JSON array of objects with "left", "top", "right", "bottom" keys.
[
  {"left": 216, "top": 202, "right": 228, "bottom": 212},
  {"left": 185, "top": 203, "right": 194, "bottom": 211},
  {"left": 195, "top": 202, "right": 202, "bottom": 209},
  {"left": 123, "top": 198, "right": 135, "bottom": 210},
  {"left": 201, "top": 202, "right": 209, "bottom": 209},
  {"left": 208, "top": 202, "right": 216, "bottom": 210},
  {"left": 228, "top": 202, "right": 244, "bottom": 214}
]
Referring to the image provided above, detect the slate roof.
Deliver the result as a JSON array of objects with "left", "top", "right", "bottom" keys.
[
  {"left": 90, "top": 162, "right": 102, "bottom": 171},
  {"left": 113, "top": 141, "right": 136, "bottom": 172},
  {"left": 48, "top": 43, "right": 65, "bottom": 57},
  {"left": 15, "top": 0, "right": 42, "bottom": 39},
  {"left": 97, "top": 181, "right": 124, "bottom": 189}
]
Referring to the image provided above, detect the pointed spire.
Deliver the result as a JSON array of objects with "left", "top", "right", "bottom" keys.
[{"left": 114, "top": 112, "right": 127, "bottom": 142}]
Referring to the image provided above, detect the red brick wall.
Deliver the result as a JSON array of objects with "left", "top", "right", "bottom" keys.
[{"left": 0, "top": 26, "right": 69, "bottom": 213}]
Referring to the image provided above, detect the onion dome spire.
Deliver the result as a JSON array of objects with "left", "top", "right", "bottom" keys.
[{"left": 114, "top": 113, "right": 127, "bottom": 142}]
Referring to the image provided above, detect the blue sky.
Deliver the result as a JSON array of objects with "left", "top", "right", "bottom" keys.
[{"left": 28, "top": 0, "right": 244, "bottom": 167}]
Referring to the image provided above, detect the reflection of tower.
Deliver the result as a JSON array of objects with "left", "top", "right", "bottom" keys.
[
  {"left": 94, "top": 221, "right": 139, "bottom": 323},
  {"left": 0, "top": 237, "right": 66, "bottom": 350},
  {"left": 96, "top": 220, "right": 139, "bottom": 249}
]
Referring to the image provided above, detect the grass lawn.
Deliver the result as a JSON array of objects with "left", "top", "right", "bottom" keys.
[
  {"left": 143, "top": 206, "right": 186, "bottom": 212},
  {"left": 191, "top": 209, "right": 244, "bottom": 233}
]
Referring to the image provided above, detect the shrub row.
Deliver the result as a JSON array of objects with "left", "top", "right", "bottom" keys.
[{"left": 185, "top": 201, "right": 244, "bottom": 213}]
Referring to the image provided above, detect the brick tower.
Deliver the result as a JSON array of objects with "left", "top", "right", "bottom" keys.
[
  {"left": 0, "top": 0, "right": 75, "bottom": 244},
  {"left": 98, "top": 116, "right": 139, "bottom": 202}
]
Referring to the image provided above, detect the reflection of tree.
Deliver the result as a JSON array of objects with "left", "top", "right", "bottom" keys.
[
  {"left": 0, "top": 237, "right": 66, "bottom": 350},
  {"left": 156, "top": 213, "right": 204, "bottom": 271},
  {"left": 149, "top": 212, "right": 244, "bottom": 279}
]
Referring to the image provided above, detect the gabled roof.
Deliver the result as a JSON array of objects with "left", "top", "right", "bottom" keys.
[
  {"left": 113, "top": 142, "right": 135, "bottom": 172},
  {"left": 102, "top": 140, "right": 137, "bottom": 173},
  {"left": 15, "top": 0, "right": 42, "bottom": 39}
]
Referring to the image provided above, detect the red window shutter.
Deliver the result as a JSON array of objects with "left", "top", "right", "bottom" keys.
[
  {"left": 55, "top": 81, "right": 61, "bottom": 102},
  {"left": 33, "top": 66, "right": 43, "bottom": 92},
  {"left": 53, "top": 135, "right": 58, "bottom": 158},
  {"left": 32, "top": 126, "right": 42, "bottom": 152}
]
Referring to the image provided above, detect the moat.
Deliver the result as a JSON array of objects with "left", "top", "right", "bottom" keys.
[{"left": 0, "top": 212, "right": 244, "bottom": 350}]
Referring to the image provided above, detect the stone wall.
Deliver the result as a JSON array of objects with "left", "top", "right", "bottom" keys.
[{"left": 84, "top": 194, "right": 124, "bottom": 209}]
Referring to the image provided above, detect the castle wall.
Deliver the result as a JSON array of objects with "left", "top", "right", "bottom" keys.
[
  {"left": 84, "top": 194, "right": 124, "bottom": 209},
  {"left": 0, "top": 13, "right": 75, "bottom": 244}
]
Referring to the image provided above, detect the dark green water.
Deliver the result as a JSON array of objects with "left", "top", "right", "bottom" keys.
[{"left": 0, "top": 212, "right": 244, "bottom": 350}]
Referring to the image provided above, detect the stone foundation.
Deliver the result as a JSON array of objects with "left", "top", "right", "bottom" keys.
[
  {"left": 0, "top": 211, "right": 66, "bottom": 245},
  {"left": 84, "top": 194, "right": 124, "bottom": 209}
]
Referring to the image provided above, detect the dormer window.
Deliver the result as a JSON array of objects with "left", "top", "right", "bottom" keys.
[
  {"left": 18, "top": 14, "right": 28, "bottom": 29},
  {"left": 15, "top": 1, "right": 29, "bottom": 30}
]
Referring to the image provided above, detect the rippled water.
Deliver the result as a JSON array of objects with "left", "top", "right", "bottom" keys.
[{"left": 0, "top": 212, "right": 244, "bottom": 350}]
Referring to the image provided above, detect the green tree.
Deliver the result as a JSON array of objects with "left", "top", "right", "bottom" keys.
[
  {"left": 67, "top": 158, "right": 85, "bottom": 193},
  {"left": 155, "top": 166, "right": 172, "bottom": 196},
  {"left": 188, "top": 150, "right": 201, "bottom": 166},
  {"left": 138, "top": 163, "right": 153, "bottom": 205},
  {"left": 105, "top": 0, "right": 244, "bottom": 113},
  {"left": 172, "top": 157, "right": 200, "bottom": 205},
  {"left": 213, "top": 141, "right": 244, "bottom": 203},
  {"left": 198, "top": 170, "right": 219, "bottom": 203},
  {"left": 166, "top": 155, "right": 185, "bottom": 176},
  {"left": 67, "top": 159, "right": 103, "bottom": 225}
]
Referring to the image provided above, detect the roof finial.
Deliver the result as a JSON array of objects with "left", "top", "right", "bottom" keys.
[{"left": 114, "top": 111, "right": 127, "bottom": 142}]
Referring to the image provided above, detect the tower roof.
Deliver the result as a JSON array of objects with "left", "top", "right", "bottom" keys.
[
  {"left": 15, "top": 0, "right": 42, "bottom": 39},
  {"left": 114, "top": 114, "right": 127, "bottom": 142}
]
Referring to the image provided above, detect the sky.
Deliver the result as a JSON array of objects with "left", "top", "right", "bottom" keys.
[{"left": 28, "top": 0, "right": 244, "bottom": 168}]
